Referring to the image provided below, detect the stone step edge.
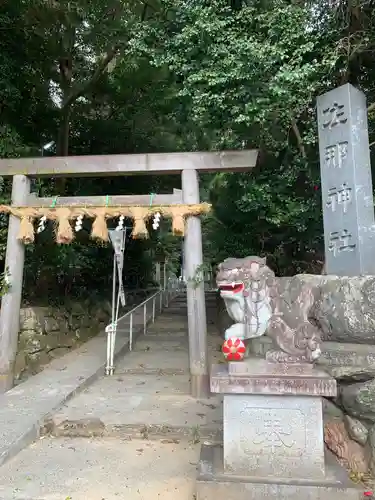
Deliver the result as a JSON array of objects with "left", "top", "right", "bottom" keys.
[
  {"left": 132, "top": 348, "right": 189, "bottom": 353},
  {"left": 114, "top": 368, "right": 189, "bottom": 375},
  {"left": 42, "top": 418, "right": 222, "bottom": 443},
  {"left": 111, "top": 365, "right": 222, "bottom": 376}
]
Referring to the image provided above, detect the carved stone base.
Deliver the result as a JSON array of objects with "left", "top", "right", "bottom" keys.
[
  {"left": 203, "top": 361, "right": 360, "bottom": 499},
  {"left": 213, "top": 359, "right": 337, "bottom": 397},
  {"left": 196, "top": 444, "right": 363, "bottom": 500},
  {"left": 210, "top": 360, "right": 338, "bottom": 482},
  {"left": 223, "top": 392, "right": 325, "bottom": 478},
  {"left": 265, "top": 349, "right": 312, "bottom": 364}
]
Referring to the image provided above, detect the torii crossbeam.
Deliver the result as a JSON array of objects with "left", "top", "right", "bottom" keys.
[{"left": 0, "top": 150, "right": 259, "bottom": 396}]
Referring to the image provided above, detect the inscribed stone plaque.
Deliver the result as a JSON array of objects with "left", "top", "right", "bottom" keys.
[
  {"left": 317, "top": 83, "right": 375, "bottom": 276},
  {"left": 223, "top": 394, "right": 325, "bottom": 479}
]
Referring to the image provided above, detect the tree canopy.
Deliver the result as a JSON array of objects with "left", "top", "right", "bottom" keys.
[{"left": 0, "top": 0, "right": 374, "bottom": 299}]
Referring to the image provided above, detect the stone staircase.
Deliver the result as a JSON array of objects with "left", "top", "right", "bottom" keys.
[
  {"left": 0, "top": 292, "right": 224, "bottom": 500},
  {"left": 44, "top": 291, "right": 223, "bottom": 443}
]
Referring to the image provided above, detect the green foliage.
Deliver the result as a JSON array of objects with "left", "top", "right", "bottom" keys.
[
  {"left": 0, "top": 0, "right": 180, "bottom": 299},
  {"left": 141, "top": 0, "right": 375, "bottom": 273},
  {"left": 1, "top": 0, "right": 375, "bottom": 300}
]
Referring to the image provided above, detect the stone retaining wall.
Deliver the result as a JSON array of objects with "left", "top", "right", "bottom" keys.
[
  {"left": 14, "top": 289, "right": 160, "bottom": 383},
  {"left": 15, "top": 300, "right": 111, "bottom": 383}
]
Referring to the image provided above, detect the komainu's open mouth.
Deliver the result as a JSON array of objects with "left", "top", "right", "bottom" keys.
[{"left": 218, "top": 282, "right": 244, "bottom": 294}]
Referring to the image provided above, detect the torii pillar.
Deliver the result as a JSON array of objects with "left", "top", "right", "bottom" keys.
[
  {"left": 182, "top": 169, "right": 208, "bottom": 397},
  {"left": 0, "top": 150, "right": 259, "bottom": 396},
  {"left": 180, "top": 151, "right": 259, "bottom": 398}
]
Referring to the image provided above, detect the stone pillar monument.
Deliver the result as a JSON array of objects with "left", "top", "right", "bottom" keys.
[{"left": 317, "top": 83, "right": 375, "bottom": 276}]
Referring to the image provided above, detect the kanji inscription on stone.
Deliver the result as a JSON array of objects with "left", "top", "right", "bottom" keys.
[
  {"left": 322, "top": 102, "right": 348, "bottom": 129},
  {"left": 317, "top": 83, "right": 375, "bottom": 275},
  {"left": 324, "top": 142, "right": 348, "bottom": 168},
  {"left": 251, "top": 417, "right": 295, "bottom": 453},
  {"left": 326, "top": 183, "right": 352, "bottom": 213},
  {"left": 328, "top": 229, "right": 356, "bottom": 256}
]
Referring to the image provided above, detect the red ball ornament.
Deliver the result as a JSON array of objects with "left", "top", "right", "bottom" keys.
[{"left": 222, "top": 337, "right": 246, "bottom": 361}]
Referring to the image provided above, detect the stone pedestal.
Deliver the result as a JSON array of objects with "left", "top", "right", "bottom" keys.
[{"left": 196, "top": 359, "right": 362, "bottom": 500}]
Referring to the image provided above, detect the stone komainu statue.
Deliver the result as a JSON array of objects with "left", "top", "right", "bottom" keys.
[{"left": 216, "top": 256, "right": 322, "bottom": 363}]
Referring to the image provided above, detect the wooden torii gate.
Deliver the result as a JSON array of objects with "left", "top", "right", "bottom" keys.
[{"left": 0, "top": 150, "right": 258, "bottom": 396}]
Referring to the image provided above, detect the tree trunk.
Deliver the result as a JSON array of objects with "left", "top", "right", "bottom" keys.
[{"left": 57, "top": 103, "right": 72, "bottom": 156}]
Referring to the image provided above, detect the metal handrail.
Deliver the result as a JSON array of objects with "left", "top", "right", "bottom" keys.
[{"left": 105, "top": 279, "right": 180, "bottom": 375}]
